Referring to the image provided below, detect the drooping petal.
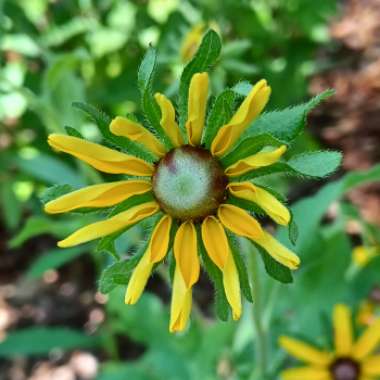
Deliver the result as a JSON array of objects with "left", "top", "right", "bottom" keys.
[
  {"left": 125, "top": 215, "right": 172, "bottom": 304},
  {"left": 363, "top": 355, "right": 380, "bottom": 376},
  {"left": 170, "top": 265, "right": 193, "bottom": 333},
  {"left": 57, "top": 201, "right": 159, "bottom": 248},
  {"left": 280, "top": 367, "right": 331, "bottom": 380},
  {"left": 154, "top": 93, "right": 184, "bottom": 147},
  {"left": 228, "top": 182, "right": 290, "bottom": 225},
  {"left": 201, "top": 216, "right": 229, "bottom": 269},
  {"left": 174, "top": 221, "right": 200, "bottom": 288},
  {"left": 211, "top": 80, "right": 271, "bottom": 157},
  {"left": 185, "top": 72, "right": 209, "bottom": 146},
  {"left": 45, "top": 180, "right": 152, "bottom": 214},
  {"left": 110, "top": 116, "right": 166, "bottom": 157},
  {"left": 254, "top": 231, "right": 300, "bottom": 270},
  {"left": 48, "top": 134, "right": 153, "bottom": 176},
  {"left": 223, "top": 249, "right": 242, "bottom": 320},
  {"left": 225, "top": 145, "right": 287, "bottom": 177},
  {"left": 333, "top": 304, "right": 353, "bottom": 356},
  {"left": 124, "top": 250, "right": 153, "bottom": 305},
  {"left": 217, "top": 204, "right": 263, "bottom": 240},
  {"left": 201, "top": 216, "right": 242, "bottom": 320},
  {"left": 352, "top": 319, "right": 380, "bottom": 360},
  {"left": 279, "top": 336, "right": 332, "bottom": 366}
]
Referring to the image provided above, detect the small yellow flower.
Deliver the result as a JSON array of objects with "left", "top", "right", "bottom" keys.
[
  {"left": 45, "top": 71, "right": 299, "bottom": 332},
  {"left": 279, "top": 304, "right": 380, "bottom": 380},
  {"left": 353, "top": 246, "right": 380, "bottom": 268}
]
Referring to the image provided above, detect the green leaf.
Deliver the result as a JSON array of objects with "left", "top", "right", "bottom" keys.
[
  {"left": 40, "top": 184, "right": 73, "bottom": 204},
  {"left": 64, "top": 125, "right": 83, "bottom": 138},
  {"left": 247, "top": 89, "right": 335, "bottom": 143},
  {"left": 202, "top": 89, "right": 235, "bottom": 148},
  {"left": 138, "top": 47, "right": 172, "bottom": 149},
  {"left": 99, "top": 246, "right": 146, "bottom": 294},
  {"left": 0, "top": 179, "right": 22, "bottom": 230},
  {"left": 228, "top": 234, "right": 253, "bottom": 302},
  {"left": 236, "top": 150, "right": 342, "bottom": 180},
  {"left": 0, "top": 327, "right": 98, "bottom": 357},
  {"left": 26, "top": 246, "right": 88, "bottom": 279},
  {"left": 221, "top": 133, "right": 283, "bottom": 167},
  {"left": 178, "top": 30, "right": 222, "bottom": 133},
  {"left": 9, "top": 216, "right": 82, "bottom": 248},
  {"left": 198, "top": 235, "right": 230, "bottom": 321},
  {"left": 72, "top": 102, "right": 156, "bottom": 162},
  {"left": 255, "top": 245, "right": 293, "bottom": 284}
]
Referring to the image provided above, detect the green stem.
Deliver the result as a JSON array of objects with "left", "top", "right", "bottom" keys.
[{"left": 248, "top": 252, "right": 268, "bottom": 380}]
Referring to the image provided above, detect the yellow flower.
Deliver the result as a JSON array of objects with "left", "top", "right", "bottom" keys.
[
  {"left": 353, "top": 246, "right": 380, "bottom": 268},
  {"left": 279, "top": 304, "right": 380, "bottom": 380},
  {"left": 45, "top": 72, "right": 299, "bottom": 332}
]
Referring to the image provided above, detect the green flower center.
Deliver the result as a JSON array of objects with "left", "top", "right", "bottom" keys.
[
  {"left": 152, "top": 145, "right": 228, "bottom": 221},
  {"left": 330, "top": 358, "right": 360, "bottom": 380}
]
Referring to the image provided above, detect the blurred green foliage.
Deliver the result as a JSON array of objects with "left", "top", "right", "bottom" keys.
[{"left": 1, "top": 1, "right": 380, "bottom": 380}]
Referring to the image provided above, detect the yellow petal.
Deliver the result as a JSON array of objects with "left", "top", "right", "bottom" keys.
[
  {"left": 254, "top": 231, "right": 300, "bottom": 270},
  {"left": 225, "top": 145, "right": 287, "bottom": 177},
  {"left": 110, "top": 116, "right": 166, "bottom": 157},
  {"left": 228, "top": 182, "right": 290, "bottom": 225},
  {"left": 125, "top": 251, "right": 153, "bottom": 305},
  {"left": 45, "top": 180, "right": 152, "bottom": 214},
  {"left": 201, "top": 216, "right": 229, "bottom": 269},
  {"left": 154, "top": 93, "right": 184, "bottom": 147},
  {"left": 185, "top": 72, "right": 209, "bottom": 146},
  {"left": 279, "top": 336, "right": 332, "bottom": 366},
  {"left": 57, "top": 201, "right": 159, "bottom": 248},
  {"left": 170, "top": 265, "right": 193, "bottom": 333},
  {"left": 333, "top": 304, "right": 353, "bottom": 356},
  {"left": 211, "top": 79, "right": 271, "bottom": 157},
  {"left": 201, "top": 216, "right": 241, "bottom": 320},
  {"left": 223, "top": 250, "right": 242, "bottom": 320},
  {"left": 48, "top": 134, "right": 153, "bottom": 176},
  {"left": 180, "top": 22, "right": 205, "bottom": 62},
  {"left": 174, "top": 221, "right": 200, "bottom": 288},
  {"left": 217, "top": 204, "right": 263, "bottom": 240},
  {"left": 353, "top": 246, "right": 379, "bottom": 268},
  {"left": 357, "top": 301, "right": 376, "bottom": 327},
  {"left": 281, "top": 367, "right": 331, "bottom": 380},
  {"left": 363, "top": 355, "right": 380, "bottom": 376},
  {"left": 125, "top": 215, "right": 172, "bottom": 304},
  {"left": 353, "top": 318, "right": 380, "bottom": 360}
]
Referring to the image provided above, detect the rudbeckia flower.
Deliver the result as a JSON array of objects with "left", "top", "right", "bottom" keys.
[
  {"left": 45, "top": 69, "right": 300, "bottom": 332},
  {"left": 353, "top": 246, "right": 380, "bottom": 268},
  {"left": 279, "top": 304, "right": 380, "bottom": 380}
]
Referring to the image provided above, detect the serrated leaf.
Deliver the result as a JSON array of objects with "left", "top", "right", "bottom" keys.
[
  {"left": 64, "top": 125, "right": 83, "bottom": 138},
  {"left": 72, "top": 102, "right": 156, "bottom": 162},
  {"left": 198, "top": 235, "right": 230, "bottom": 321},
  {"left": 247, "top": 89, "right": 335, "bottom": 143},
  {"left": 138, "top": 47, "right": 172, "bottom": 149},
  {"left": 0, "top": 327, "right": 98, "bottom": 357},
  {"left": 99, "top": 247, "right": 146, "bottom": 294},
  {"left": 255, "top": 245, "right": 293, "bottom": 284},
  {"left": 202, "top": 89, "right": 235, "bottom": 148},
  {"left": 228, "top": 234, "right": 253, "bottom": 302},
  {"left": 236, "top": 150, "right": 342, "bottom": 181},
  {"left": 178, "top": 30, "right": 222, "bottom": 132},
  {"left": 221, "top": 133, "right": 283, "bottom": 167},
  {"left": 40, "top": 184, "right": 73, "bottom": 205},
  {"left": 288, "top": 211, "right": 299, "bottom": 246}
]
